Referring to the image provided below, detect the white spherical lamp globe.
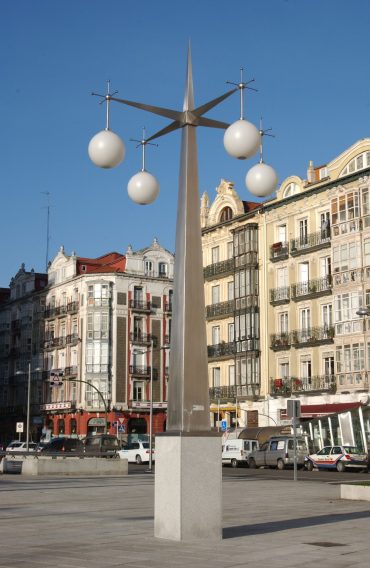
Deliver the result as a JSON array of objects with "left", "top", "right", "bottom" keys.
[
  {"left": 245, "top": 162, "right": 278, "bottom": 197},
  {"left": 224, "top": 119, "right": 260, "bottom": 160},
  {"left": 127, "top": 171, "right": 160, "bottom": 205},
  {"left": 88, "top": 130, "right": 125, "bottom": 169}
]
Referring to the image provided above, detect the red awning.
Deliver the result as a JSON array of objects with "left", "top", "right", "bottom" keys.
[{"left": 282, "top": 402, "right": 363, "bottom": 419}]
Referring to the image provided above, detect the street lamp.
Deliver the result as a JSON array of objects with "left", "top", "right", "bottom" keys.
[
  {"left": 88, "top": 47, "right": 277, "bottom": 541},
  {"left": 15, "top": 363, "right": 42, "bottom": 451}
]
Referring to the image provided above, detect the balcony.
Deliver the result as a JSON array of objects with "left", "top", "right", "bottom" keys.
[
  {"left": 164, "top": 303, "right": 172, "bottom": 314},
  {"left": 270, "top": 286, "right": 290, "bottom": 305},
  {"left": 129, "top": 299, "right": 151, "bottom": 312},
  {"left": 206, "top": 300, "right": 234, "bottom": 320},
  {"left": 332, "top": 269, "right": 362, "bottom": 287},
  {"left": 163, "top": 334, "right": 171, "bottom": 346},
  {"left": 64, "top": 365, "right": 78, "bottom": 377},
  {"left": 291, "top": 276, "right": 331, "bottom": 301},
  {"left": 130, "top": 332, "right": 154, "bottom": 346},
  {"left": 270, "top": 333, "right": 291, "bottom": 351},
  {"left": 43, "top": 336, "right": 67, "bottom": 350},
  {"left": 67, "top": 301, "right": 78, "bottom": 313},
  {"left": 207, "top": 341, "right": 236, "bottom": 360},
  {"left": 290, "top": 326, "right": 334, "bottom": 347},
  {"left": 270, "top": 242, "right": 289, "bottom": 262},
  {"left": 271, "top": 375, "right": 336, "bottom": 396},
  {"left": 66, "top": 333, "right": 79, "bottom": 345},
  {"left": 203, "top": 258, "right": 234, "bottom": 281},
  {"left": 290, "top": 229, "right": 331, "bottom": 256},
  {"left": 55, "top": 305, "right": 67, "bottom": 317},
  {"left": 129, "top": 365, "right": 158, "bottom": 379},
  {"left": 235, "top": 251, "right": 258, "bottom": 268},
  {"left": 209, "top": 383, "right": 260, "bottom": 401},
  {"left": 44, "top": 307, "right": 56, "bottom": 319},
  {"left": 337, "top": 372, "right": 369, "bottom": 391}
]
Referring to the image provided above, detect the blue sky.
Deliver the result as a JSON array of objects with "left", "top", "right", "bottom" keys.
[{"left": 1, "top": 0, "right": 370, "bottom": 287}]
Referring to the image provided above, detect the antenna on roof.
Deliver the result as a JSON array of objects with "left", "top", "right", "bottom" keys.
[{"left": 41, "top": 191, "right": 51, "bottom": 271}]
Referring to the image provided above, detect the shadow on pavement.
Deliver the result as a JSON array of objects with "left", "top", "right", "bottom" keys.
[{"left": 223, "top": 510, "right": 370, "bottom": 539}]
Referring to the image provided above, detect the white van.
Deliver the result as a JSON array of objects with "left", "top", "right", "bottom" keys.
[{"left": 222, "top": 439, "right": 259, "bottom": 468}]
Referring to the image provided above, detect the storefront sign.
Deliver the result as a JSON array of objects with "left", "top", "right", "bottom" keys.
[
  {"left": 88, "top": 418, "right": 106, "bottom": 426},
  {"left": 41, "top": 401, "right": 72, "bottom": 411}
]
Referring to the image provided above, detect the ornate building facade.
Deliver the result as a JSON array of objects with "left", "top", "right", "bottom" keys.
[{"left": 202, "top": 140, "right": 370, "bottom": 429}]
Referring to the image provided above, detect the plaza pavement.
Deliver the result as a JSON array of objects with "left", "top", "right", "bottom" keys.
[{"left": 0, "top": 472, "right": 370, "bottom": 567}]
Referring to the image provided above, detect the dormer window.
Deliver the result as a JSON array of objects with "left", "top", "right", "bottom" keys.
[
  {"left": 144, "top": 260, "right": 153, "bottom": 275},
  {"left": 220, "top": 207, "right": 233, "bottom": 222},
  {"left": 159, "top": 262, "right": 168, "bottom": 277},
  {"left": 340, "top": 151, "right": 370, "bottom": 177},
  {"left": 282, "top": 183, "right": 299, "bottom": 198}
]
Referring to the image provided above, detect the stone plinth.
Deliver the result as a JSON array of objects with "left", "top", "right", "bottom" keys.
[{"left": 154, "top": 433, "right": 222, "bottom": 541}]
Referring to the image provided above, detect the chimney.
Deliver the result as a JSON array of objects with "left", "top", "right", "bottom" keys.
[{"left": 307, "top": 160, "right": 315, "bottom": 183}]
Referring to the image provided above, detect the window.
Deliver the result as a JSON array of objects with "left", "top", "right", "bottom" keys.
[
  {"left": 212, "top": 367, "right": 221, "bottom": 387},
  {"left": 159, "top": 262, "right": 168, "bottom": 276},
  {"left": 279, "top": 361, "right": 289, "bottom": 378},
  {"left": 228, "top": 281, "right": 234, "bottom": 300},
  {"left": 212, "top": 326, "right": 220, "bottom": 345},
  {"left": 283, "top": 183, "right": 299, "bottom": 198},
  {"left": 322, "top": 304, "right": 333, "bottom": 327},
  {"left": 333, "top": 242, "right": 360, "bottom": 272},
  {"left": 279, "top": 312, "right": 288, "bottom": 334},
  {"left": 228, "top": 323, "right": 234, "bottom": 342},
  {"left": 228, "top": 365, "right": 235, "bottom": 385},
  {"left": 320, "top": 256, "right": 331, "bottom": 277},
  {"left": 323, "top": 353, "right": 335, "bottom": 376},
  {"left": 87, "top": 312, "right": 109, "bottom": 339},
  {"left": 331, "top": 192, "right": 360, "bottom": 225},
  {"left": 144, "top": 260, "right": 153, "bottom": 275},
  {"left": 277, "top": 224, "right": 287, "bottom": 243},
  {"left": 320, "top": 212, "right": 330, "bottom": 237},
  {"left": 299, "top": 262, "right": 309, "bottom": 283},
  {"left": 339, "top": 152, "right": 370, "bottom": 177},
  {"left": 300, "top": 308, "right": 310, "bottom": 331},
  {"left": 88, "top": 284, "right": 109, "bottom": 306},
  {"left": 220, "top": 207, "right": 232, "bottom": 222},
  {"left": 133, "top": 381, "right": 145, "bottom": 401},
  {"left": 227, "top": 242, "right": 233, "bottom": 259},
  {"left": 211, "top": 246, "right": 219, "bottom": 264},
  {"left": 301, "top": 358, "right": 312, "bottom": 381},
  {"left": 336, "top": 344, "right": 364, "bottom": 373},
  {"left": 86, "top": 341, "right": 109, "bottom": 373},
  {"left": 277, "top": 267, "right": 288, "bottom": 288},
  {"left": 212, "top": 285, "right": 220, "bottom": 304},
  {"left": 299, "top": 219, "right": 308, "bottom": 245}
]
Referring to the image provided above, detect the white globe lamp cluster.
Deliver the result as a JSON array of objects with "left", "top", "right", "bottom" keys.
[{"left": 88, "top": 71, "right": 278, "bottom": 203}]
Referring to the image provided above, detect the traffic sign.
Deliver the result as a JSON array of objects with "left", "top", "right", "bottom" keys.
[
  {"left": 16, "top": 422, "right": 24, "bottom": 433},
  {"left": 118, "top": 424, "right": 126, "bottom": 433},
  {"left": 220, "top": 420, "right": 227, "bottom": 431},
  {"left": 118, "top": 417, "right": 125, "bottom": 424}
]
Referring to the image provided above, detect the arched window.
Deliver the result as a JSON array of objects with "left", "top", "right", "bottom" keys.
[
  {"left": 283, "top": 183, "right": 299, "bottom": 199},
  {"left": 340, "top": 151, "right": 370, "bottom": 177},
  {"left": 220, "top": 207, "right": 233, "bottom": 222}
]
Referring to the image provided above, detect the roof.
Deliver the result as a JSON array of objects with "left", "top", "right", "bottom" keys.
[{"left": 76, "top": 252, "right": 126, "bottom": 275}]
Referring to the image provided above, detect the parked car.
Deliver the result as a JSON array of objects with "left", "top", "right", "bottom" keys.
[
  {"left": 247, "top": 436, "right": 309, "bottom": 470},
  {"left": 6, "top": 441, "right": 37, "bottom": 452},
  {"left": 39, "top": 437, "right": 84, "bottom": 454},
  {"left": 305, "top": 445, "right": 368, "bottom": 472},
  {"left": 222, "top": 439, "right": 259, "bottom": 468},
  {"left": 84, "top": 434, "right": 120, "bottom": 458},
  {"left": 118, "top": 441, "right": 155, "bottom": 464}
]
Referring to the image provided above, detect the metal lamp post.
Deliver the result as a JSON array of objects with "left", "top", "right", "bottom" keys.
[
  {"left": 16, "top": 364, "right": 42, "bottom": 451},
  {"left": 88, "top": 47, "right": 277, "bottom": 541}
]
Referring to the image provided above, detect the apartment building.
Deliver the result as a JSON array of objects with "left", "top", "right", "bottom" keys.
[
  {"left": 202, "top": 140, "right": 370, "bottom": 428},
  {"left": 0, "top": 265, "right": 47, "bottom": 443},
  {"left": 41, "top": 240, "right": 174, "bottom": 439}
]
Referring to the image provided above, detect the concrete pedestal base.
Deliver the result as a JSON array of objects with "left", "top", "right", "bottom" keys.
[{"left": 154, "top": 434, "right": 222, "bottom": 541}]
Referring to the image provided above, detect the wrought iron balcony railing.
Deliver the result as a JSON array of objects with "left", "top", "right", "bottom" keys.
[
  {"left": 129, "top": 365, "right": 158, "bottom": 379},
  {"left": 290, "top": 229, "right": 331, "bottom": 256},
  {"left": 209, "top": 383, "right": 260, "bottom": 401},
  {"left": 271, "top": 375, "right": 336, "bottom": 396},
  {"left": 64, "top": 365, "right": 78, "bottom": 377},
  {"left": 290, "top": 326, "right": 334, "bottom": 347},
  {"left": 270, "top": 333, "right": 291, "bottom": 350},
  {"left": 270, "top": 286, "right": 290, "bottom": 305},
  {"left": 207, "top": 341, "right": 236, "bottom": 359},
  {"left": 203, "top": 258, "right": 234, "bottom": 280},
  {"left": 270, "top": 242, "right": 289, "bottom": 262},
  {"left": 291, "top": 276, "right": 331, "bottom": 300},
  {"left": 129, "top": 299, "right": 152, "bottom": 312},
  {"left": 206, "top": 300, "right": 234, "bottom": 319},
  {"left": 130, "top": 332, "right": 154, "bottom": 345}
]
